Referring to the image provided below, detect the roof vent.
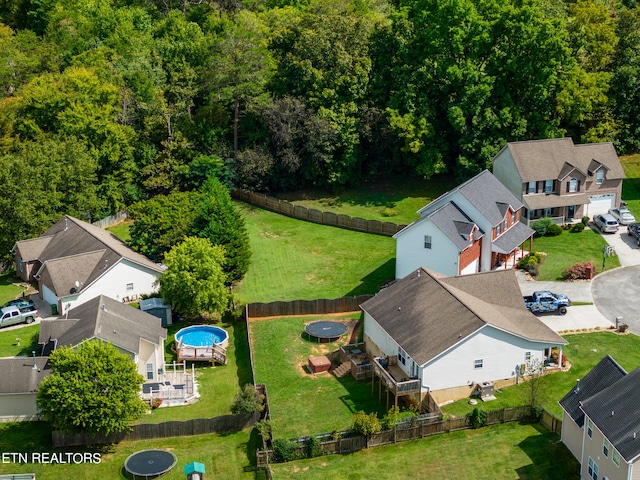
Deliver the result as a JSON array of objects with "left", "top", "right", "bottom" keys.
[
  {"left": 101, "top": 304, "right": 107, "bottom": 312},
  {"left": 417, "top": 270, "right": 421, "bottom": 278},
  {"left": 611, "top": 410, "right": 615, "bottom": 416},
  {"left": 64, "top": 218, "right": 68, "bottom": 231},
  {"left": 574, "top": 379, "right": 580, "bottom": 394},
  {"left": 397, "top": 306, "right": 401, "bottom": 311},
  {"left": 635, "top": 432, "right": 637, "bottom": 439},
  {"left": 32, "top": 351, "right": 37, "bottom": 370}
]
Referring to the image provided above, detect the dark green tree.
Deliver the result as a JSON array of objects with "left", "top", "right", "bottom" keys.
[
  {"left": 158, "top": 236, "right": 231, "bottom": 318},
  {"left": 36, "top": 341, "right": 147, "bottom": 436}
]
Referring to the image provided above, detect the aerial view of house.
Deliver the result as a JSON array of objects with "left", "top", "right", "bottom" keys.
[
  {"left": 12, "top": 215, "right": 164, "bottom": 315},
  {"left": 361, "top": 267, "right": 567, "bottom": 406},
  {"left": 394, "top": 170, "right": 535, "bottom": 278},
  {"left": 492, "top": 137, "right": 625, "bottom": 224},
  {"left": 560, "top": 355, "right": 640, "bottom": 480}
]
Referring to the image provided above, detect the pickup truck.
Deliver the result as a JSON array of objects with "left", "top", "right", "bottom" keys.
[
  {"left": 523, "top": 291, "right": 571, "bottom": 315},
  {"left": 0, "top": 305, "right": 38, "bottom": 328}
]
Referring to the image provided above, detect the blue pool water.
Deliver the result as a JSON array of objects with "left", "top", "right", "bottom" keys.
[{"left": 175, "top": 325, "right": 228, "bottom": 347}]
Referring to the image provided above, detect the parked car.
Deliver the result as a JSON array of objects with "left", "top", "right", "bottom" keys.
[
  {"left": 628, "top": 223, "right": 640, "bottom": 246},
  {"left": 593, "top": 213, "right": 619, "bottom": 233},
  {"left": 608, "top": 207, "right": 636, "bottom": 225},
  {"left": 523, "top": 290, "right": 571, "bottom": 315},
  {"left": 0, "top": 305, "right": 38, "bottom": 328},
  {"left": 2, "top": 298, "right": 35, "bottom": 309}
]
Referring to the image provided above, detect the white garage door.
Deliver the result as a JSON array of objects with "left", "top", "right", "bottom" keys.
[
  {"left": 460, "top": 258, "right": 479, "bottom": 275},
  {"left": 587, "top": 194, "right": 615, "bottom": 215}
]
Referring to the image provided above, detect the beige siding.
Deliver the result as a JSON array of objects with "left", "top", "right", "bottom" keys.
[
  {"left": 561, "top": 414, "right": 584, "bottom": 461},
  {"left": 582, "top": 416, "right": 632, "bottom": 480}
]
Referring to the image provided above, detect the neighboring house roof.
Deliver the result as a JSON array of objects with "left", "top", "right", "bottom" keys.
[
  {"left": 14, "top": 215, "right": 162, "bottom": 297},
  {"left": 524, "top": 193, "right": 591, "bottom": 210},
  {"left": 500, "top": 137, "right": 625, "bottom": 183},
  {"left": 420, "top": 170, "right": 525, "bottom": 226},
  {"left": 580, "top": 366, "right": 640, "bottom": 462},
  {"left": 0, "top": 357, "right": 50, "bottom": 394},
  {"left": 39, "top": 295, "right": 166, "bottom": 355},
  {"left": 559, "top": 355, "right": 627, "bottom": 428},
  {"left": 360, "top": 268, "right": 566, "bottom": 366}
]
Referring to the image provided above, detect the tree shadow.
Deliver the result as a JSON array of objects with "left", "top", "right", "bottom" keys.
[
  {"left": 345, "top": 258, "right": 395, "bottom": 297},
  {"left": 231, "top": 313, "right": 255, "bottom": 389}
]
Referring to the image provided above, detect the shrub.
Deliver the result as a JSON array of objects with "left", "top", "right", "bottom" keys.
[
  {"left": 151, "top": 398, "right": 163, "bottom": 409},
  {"left": 272, "top": 439, "right": 299, "bottom": 463},
  {"left": 517, "top": 252, "right": 542, "bottom": 269},
  {"left": 467, "top": 407, "right": 488, "bottom": 428},
  {"left": 561, "top": 262, "right": 595, "bottom": 280},
  {"left": 582, "top": 216, "right": 590, "bottom": 226},
  {"left": 305, "top": 435, "right": 321, "bottom": 458},
  {"left": 525, "top": 263, "right": 539, "bottom": 277},
  {"left": 255, "top": 419, "right": 273, "bottom": 443},
  {"left": 531, "top": 217, "right": 554, "bottom": 236},
  {"left": 352, "top": 410, "right": 382, "bottom": 436},
  {"left": 570, "top": 222, "right": 585, "bottom": 233},
  {"left": 383, "top": 406, "right": 401, "bottom": 430},
  {"left": 546, "top": 224, "right": 563, "bottom": 236},
  {"left": 230, "top": 384, "right": 265, "bottom": 414}
]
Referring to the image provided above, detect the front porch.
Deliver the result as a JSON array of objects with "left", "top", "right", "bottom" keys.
[{"left": 372, "top": 356, "right": 421, "bottom": 410}]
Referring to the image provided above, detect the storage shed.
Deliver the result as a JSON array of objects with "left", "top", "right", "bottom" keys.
[{"left": 140, "top": 298, "right": 172, "bottom": 327}]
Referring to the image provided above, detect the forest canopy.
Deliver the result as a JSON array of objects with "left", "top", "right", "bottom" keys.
[{"left": 0, "top": 0, "right": 638, "bottom": 254}]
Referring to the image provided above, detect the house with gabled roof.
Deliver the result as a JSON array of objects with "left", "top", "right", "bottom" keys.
[
  {"left": 38, "top": 295, "right": 167, "bottom": 383},
  {"left": 559, "top": 356, "right": 640, "bottom": 480},
  {"left": 361, "top": 267, "right": 567, "bottom": 406},
  {"left": 0, "top": 357, "right": 50, "bottom": 422},
  {"left": 394, "top": 170, "right": 534, "bottom": 279},
  {"left": 12, "top": 215, "right": 164, "bottom": 314},
  {"left": 492, "top": 137, "right": 625, "bottom": 224}
]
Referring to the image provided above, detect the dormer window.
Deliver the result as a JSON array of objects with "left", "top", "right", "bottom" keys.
[
  {"left": 596, "top": 170, "right": 604, "bottom": 184},
  {"left": 568, "top": 178, "right": 578, "bottom": 193}
]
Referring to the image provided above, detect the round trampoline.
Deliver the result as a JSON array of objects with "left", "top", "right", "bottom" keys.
[
  {"left": 124, "top": 449, "right": 177, "bottom": 479},
  {"left": 304, "top": 320, "right": 348, "bottom": 342}
]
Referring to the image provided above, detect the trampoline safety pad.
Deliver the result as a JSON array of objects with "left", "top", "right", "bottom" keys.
[
  {"left": 124, "top": 449, "right": 177, "bottom": 479},
  {"left": 304, "top": 320, "right": 348, "bottom": 342}
]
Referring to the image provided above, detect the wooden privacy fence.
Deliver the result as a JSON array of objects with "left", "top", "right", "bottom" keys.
[
  {"left": 51, "top": 384, "right": 268, "bottom": 447},
  {"left": 246, "top": 295, "right": 373, "bottom": 318},
  {"left": 92, "top": 211, "right": 128, "bottom": 229},
  {"left": 232, "top": 189, "right": 407, "bottom": 237},
  {"left": 540, "top": 408, "right": 563, "bottom": 435},
  {"left": 257, "top": 406, "right": 547, "bottom": 467}
]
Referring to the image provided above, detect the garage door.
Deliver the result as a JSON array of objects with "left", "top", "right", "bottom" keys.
[
  {"left": 587, "top": 194, "right": 615, "bottom": 215},
  {"left": 460, "top": 258, "right": 479, "bottom": 275}
]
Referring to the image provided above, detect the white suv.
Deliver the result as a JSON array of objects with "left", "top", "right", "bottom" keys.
[{"left": 593, "top": 213, "right": 619, "bottom": 233}]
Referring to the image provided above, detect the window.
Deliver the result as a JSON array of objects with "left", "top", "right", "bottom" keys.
[
  {"left": 126, "top": 283, "right": 134, "bottom": 291},
  {"left": 545, "top": 179, "right": 553, "bottom": 193},
  {"left": 612, "top": 449, "right": 620, "bottom": 467},
  {"left": 496, "top": 223, "right": 502, "bottom": 236},
  {"left": 569, "top": 178, "right": 578, "bottom": 192},
  {"left": 603, "top": 439, "right": 610, "bottom": 458},
  {"left": 544, "top": 208, "right": 552, "bottom": 217},
  {"left": 587, "top": 419, "right": 593, "bottom": 438},
  {"left": 596, "top": 170, "right": 605, "bottom": 184},
  {"left": 398, "top": 347, "right": 406, "bottom": 365},
  {"left": 588, "top": 457, "right": 599, "bottom": 480},
  {"left": 18, "top": 259, "right": 23, "bottom": 273},
  {"left": 146, "top": 363, "right": 154, "bottom": 380},
  {"left": 424, "top": 235, "right": 432, "bottom": 249},
  {"left": 503, "top": 219, "right": 508, "bottom": 230},
  {"left": 525, "top": 352, "right": 531, "bottom": 361},
  {"left": 474, "top": 359, "right": 483, "bottom": 369},
  {"left": 512, "top": 211, "right": 517, "bottom": 223},
  {"left": 527, "top": 181, "right": 537, "bottom": 194}
]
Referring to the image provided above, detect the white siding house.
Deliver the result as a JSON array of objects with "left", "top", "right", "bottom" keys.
[{"left": 361, "top": 268, "right": 566, "bottom": 405}]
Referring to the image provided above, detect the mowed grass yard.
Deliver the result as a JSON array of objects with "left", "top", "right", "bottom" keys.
[
  {"left": 270, "top": 422, "right": 579, "bottom": 480},
  {"left": 442, "top": 331, "right": 640, "bottom": 419}
]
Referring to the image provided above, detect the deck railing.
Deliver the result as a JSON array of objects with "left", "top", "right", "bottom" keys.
[{"left": 373, "top": 357, "right": 421, "bottom": 395}]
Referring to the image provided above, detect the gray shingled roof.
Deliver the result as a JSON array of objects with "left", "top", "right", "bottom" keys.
[
  {"left": 492, "top": 222, "right": 536, "bottom": 254},
  {"left": 0, "top": 357, "right": 50, "bottom": 394},
  {"left": 559, "top": 355, "right": 626, "bottom": 428},
  {"left": 39, "top": 295, "right": 166, "bottom": 355},
  {"left": 504, "top": 138, "right": 625, "bottom": 183},
  {"left": 524, "top": 193, "right": 591, "bottom": 210},
  {"left": 580, "top": 366, "right": 640, "bottom": 462},
  {"left": 429, "top": 203, "right": 480, "bottom": 251},
  {"left": 360, "top": 268, "right": 566, "bottom": 366},
  {"left": 15, "top": 215, "right": 162, "bottom": 296}
]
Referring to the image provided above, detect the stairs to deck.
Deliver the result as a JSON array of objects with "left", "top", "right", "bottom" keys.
[{"left": 332, "top": 362, "right": 351, "bottom": 378}]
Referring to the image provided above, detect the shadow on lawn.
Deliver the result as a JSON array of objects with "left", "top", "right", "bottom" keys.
[
  {"left": 345, "top": 258, "right": 396, "bottom": 297},
  {"left": 515, "top": 421, "right": 580, "bottom": 479}
]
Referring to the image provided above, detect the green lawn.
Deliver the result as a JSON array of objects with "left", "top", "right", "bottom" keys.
[
  {"left": 234, "top": 203, "right": 395, "bottom": 304},
  {"left": 0, "top": 422, "right": 260, "bottom": 480},
  {"left": 621, "top": 154, "right": 640, "bottom": 217},
  {"left": 531, "top": 228, "right": 620, "bottom": 281},
  {"left": 442, "top": 331, "right": 640, "bottom": 419},
  {"left": 106, "top": 219, "right": 134, "bottom": 243},
  {"left": 250, "top": 313, "right": 389, "bottom": 439},
  {"left": 0, "top": 323, "right": 40, "bottom": 357},
  {"left": 270, "top": 422, "right": 579, "bottom": 479},
  {"left": 271, "top": 173, "right": 457, "bottom": 224},
  {"left": 0, "top": 270, "right": 29, "bottom": 305}
]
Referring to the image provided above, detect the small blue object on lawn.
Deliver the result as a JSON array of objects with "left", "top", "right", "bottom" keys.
[{"left": 184, "top": 461, "right": 206, "bottom": 479}]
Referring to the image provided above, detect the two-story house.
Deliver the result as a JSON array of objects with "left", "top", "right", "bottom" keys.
[
  {"left": 560, "top": 355, "right": 640, "bottom": 480},
  {"left": 394, "top": 170, "right": 534, "bottom": 279},
  {"left": 492, "top": 138, "right": 625, "bottom": 224}
]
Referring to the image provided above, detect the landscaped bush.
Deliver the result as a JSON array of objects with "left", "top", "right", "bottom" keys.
[
  {"left": 305, "top": 435, "right": 321, "bottom": 458},
  {"left": 272, "top": 438, "right": 300, "bottom": 463},
  {"left": 561, "top": 262, "right": 596, "bottom": 280},
  {"left": 517, "top": 252, "right": 542, "bottom": 269},
  {"left": 546, "top": 224, "right": 563, "bottom": 236},
  {"left": 352, "top": 410, "right": 382, "bottom": 436},
  {"left": 570, "top": 222, "right": 585, "bottom": 233},
  {"left": 467, "top": 407, "right": 488, "bottom": 429},
  {"left": 230, "top": 384, "right": 265, "bottom": 414},
  {"left": 582, "top": 216, "right": 590, "bottom": 226},
  {"left": 531, "top": 218, "right": 554, "bottom": 236}
]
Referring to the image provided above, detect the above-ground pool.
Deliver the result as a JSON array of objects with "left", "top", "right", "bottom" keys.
[{"left": 175, "top": 325, "right": 229, "bottom": 349}]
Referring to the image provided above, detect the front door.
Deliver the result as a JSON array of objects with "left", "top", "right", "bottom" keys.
[{"left": 568, "top": 205, "right": 575, "bottom": 219}]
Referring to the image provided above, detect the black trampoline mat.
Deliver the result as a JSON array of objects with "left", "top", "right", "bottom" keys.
[
  {"left": 124, "top": 449, "right": 177, "bottom": 476},
  {"left": 304, "top": 321, "right": 348, "bottom": 339}
]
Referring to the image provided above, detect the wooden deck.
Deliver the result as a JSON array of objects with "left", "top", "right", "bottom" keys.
[
  {"left": 176, "top": 342, "right": 227, "bottom": 365},
  {"left": 372, "top": 356, "right": 421, "bottom": 408}
]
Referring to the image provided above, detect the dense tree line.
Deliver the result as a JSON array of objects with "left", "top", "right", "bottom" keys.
[{"left": 1, "top": 0, "right": 639, "bottom": 257}]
